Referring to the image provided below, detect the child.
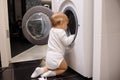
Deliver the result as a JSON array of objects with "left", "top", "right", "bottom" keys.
[{"left": 31, "top": 12, "right": 75, "bottom": 80}]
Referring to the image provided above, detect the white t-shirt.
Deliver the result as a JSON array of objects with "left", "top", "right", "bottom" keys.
[{"left": 46, "top": 28, "right": 75, "bottom": 69}]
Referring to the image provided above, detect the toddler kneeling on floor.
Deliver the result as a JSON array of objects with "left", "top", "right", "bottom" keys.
[{"left": 31, "top": 12, "right": 75, "bottom": 80}]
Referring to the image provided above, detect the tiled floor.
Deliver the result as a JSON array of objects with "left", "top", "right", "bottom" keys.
[{"left": 0, "top": 60, "right": 92, "bottom": 80}]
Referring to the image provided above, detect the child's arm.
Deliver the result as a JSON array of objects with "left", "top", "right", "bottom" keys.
[{"left": 59, "top": 30, "right": 75, "bottom": 46}]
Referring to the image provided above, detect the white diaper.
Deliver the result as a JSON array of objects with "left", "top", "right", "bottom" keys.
[{"left": 46, "top": 52, "right": 63, "bottom": 70}]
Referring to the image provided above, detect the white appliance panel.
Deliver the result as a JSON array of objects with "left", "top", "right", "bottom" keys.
[{"left": 52, "top": 0, "right": 93, "bottom": 78}]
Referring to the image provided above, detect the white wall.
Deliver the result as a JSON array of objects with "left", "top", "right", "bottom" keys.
[
  {"left": 101, "top": 0, "right": 120, "bottom": 80},
  {"left": 93, "top": 0, "right": 120, "bottom": 80}
]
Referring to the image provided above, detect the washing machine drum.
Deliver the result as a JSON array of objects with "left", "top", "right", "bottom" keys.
[{"left": 22, "top": 6, "right": 53, "bottom": 45}]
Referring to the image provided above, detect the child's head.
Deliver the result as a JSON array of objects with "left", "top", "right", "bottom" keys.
[{"left": 50, "top": 12, "right": 69, "bottom": 30}]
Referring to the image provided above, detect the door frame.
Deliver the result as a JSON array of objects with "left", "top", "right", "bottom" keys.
[
  {"left": 0, "top": 0, "right": 11, "bottom": 67},
  {"left": 93, "top": 0, "right": 102, "bottom": 80}
]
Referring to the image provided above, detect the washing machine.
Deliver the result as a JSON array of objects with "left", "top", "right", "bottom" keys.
[{"left": 52, "top": 0, "right": 93, "bottom": 78}]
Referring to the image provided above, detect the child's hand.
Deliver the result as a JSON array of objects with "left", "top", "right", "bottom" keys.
[
  {"left": 65, "top": 42, "right": 75, "bottom": 54},
  {"left": 68, "top": 42, "right": 75, "bottom": 48}
]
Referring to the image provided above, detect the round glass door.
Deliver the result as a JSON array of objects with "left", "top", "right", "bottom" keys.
[
  {"left": 64, "top": 6, "right": 79, "bottom": 44},
  {"left": 22, "top": 6, "right": 53, "bottom": 45},
  {"left": 26, "top": 13, "right": 51, "bottom": 41}
]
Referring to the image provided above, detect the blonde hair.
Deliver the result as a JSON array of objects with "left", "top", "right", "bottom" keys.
[{"left": 50, "top": 12, "right": 69, "bottom": 27}]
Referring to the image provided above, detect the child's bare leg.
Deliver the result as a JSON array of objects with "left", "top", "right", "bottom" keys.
[
  {"left": 43, "top": 67, "right": 49, "bottom": 72},
  {"left": 55, "top": 59, "right": 68, "bottom": 75}
]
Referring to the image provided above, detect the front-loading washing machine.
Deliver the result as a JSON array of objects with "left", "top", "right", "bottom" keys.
[{"left": 52, "top": 0, "right": 93, "bottom": 78}]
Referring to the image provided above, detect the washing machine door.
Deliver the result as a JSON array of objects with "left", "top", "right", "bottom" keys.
[
  {"left": 64, "top": 7, "right": 79, "bottom": 44},
  {"left": 22, "top": 6, "right": 53, "bottom": 45}
]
